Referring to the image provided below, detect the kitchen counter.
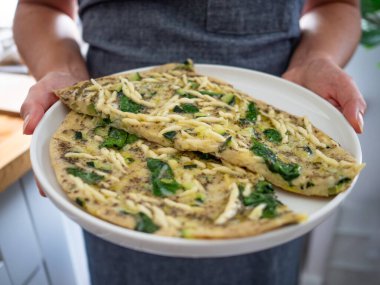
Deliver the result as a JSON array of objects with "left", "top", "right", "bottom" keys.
[{"left": 0, "top": 113, "right": 31, "bottom": 192}]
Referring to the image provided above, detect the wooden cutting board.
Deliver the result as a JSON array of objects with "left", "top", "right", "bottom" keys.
[
  {"left": 0, "top": 72, "right": 34, "bottom": 191},
  {"left": 0, "top": 113, "right": 32, "bottom": 192}
]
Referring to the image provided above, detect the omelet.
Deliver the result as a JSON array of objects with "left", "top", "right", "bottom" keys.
[
  {"left": 50, "top": 111, "right": 302, "bottom": 238},
  {"left": 55, "top": 60, "right": 364, "bottom": 197}
]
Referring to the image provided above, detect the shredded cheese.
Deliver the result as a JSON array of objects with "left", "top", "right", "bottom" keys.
[
  {"left": 214, "top": 183, "right": 241, "bottom": 225},
  {"left": 100, "top": 188, "right": 118, "bottom": 197},
  {"left": 315, "top": 149, "right": 340, "bottom": 166},
  {"left": 152, "top": 206, "right": 169, "bottom": 228},
  {"left": 248, "top": 203, "right": 267, "bottom": 220},
  {"left": 100, "top": 148, "right": 128, "bottom": 172},
  {"left": 242, "top": 183, "right": 253, "bottom": 197},
  {"left": 127, "top": 193, "right": 159, "bottom": 204},
  {"left": 159, "top": 125, "right": 182, "bottom": 136},
  {"left": 65, "top": 152, "right": 99, "bottom": 160},
  {"left": 69, "top": 176, "right": 107, "bottom": 202},
  {"left": 120, "top": 79, "right": 155, "bottom": 108},
  {"left": 164, "top": 199, "right": 202, "bottom": 213},
  {"left": 155, "top": 147, "right": 178, "bottom": 155}
]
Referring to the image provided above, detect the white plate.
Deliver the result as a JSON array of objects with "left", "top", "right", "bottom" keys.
[{"left": 30, "top": 64, "right": 362, "bottom": 258}]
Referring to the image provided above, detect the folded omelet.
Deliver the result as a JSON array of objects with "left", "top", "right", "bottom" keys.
[
  {"left": 55, "top": 61, "right": 363, "bottom": 197},
  {"left": 50, "top": 112, "right": 302, "bottom": 238}
]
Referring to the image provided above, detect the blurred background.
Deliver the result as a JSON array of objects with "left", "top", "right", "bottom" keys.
[{"left": 0, "top": 1, "right": 379, "bottom": 285}]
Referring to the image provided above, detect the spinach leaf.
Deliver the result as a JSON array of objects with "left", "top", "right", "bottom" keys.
[
  {"left": 100, "top": 127, "right": 129, "bottom": 149},
  {"left": 255, "top": 180, "right": 275, "bottom": 194},
  {"left": 86, "top": 161, "right": 95, "bottom": 167},
  {"left": 183, "top": 164, "right": 197, "bottom": 169},
  {"left": 263, "top": 128, "right": 282, "bottom": 143},
  {"left": 102, "top": 117, "right": 112, "bottom": 125},
  {"left": 74, "top": 131, "right": 83, "bottom": 140},
  {"left": 251, "top": 140, "right": 301, "bottom": 181},
  {"left": 337, "top": 177, "right": 351, "bottom": 186},
  {"left": 75, "top": 197, "right": 85, "bottom": 207},
  {"left": 241, "top": 180, "right": 280, "bottom": 218},
  {"left": 118, "top": 92, "right": 143, "bottom": 113},
  {"left": 194, "top": 194, "right": 205, "bottom": 205},
  {"left": 193, "top": 151, "right": 220, "bottom": 162},
  {"left": 251, "top": 140, "right": 276, "bottom": 160},
  {"left": 189, "top": 81, "right": 200, "bottom": 89},
  {"left": 163, "top": 131, "right": 177, "bottom": 141},
  {"left": 173, "top": 103, "right": 199, "bottom": 114},
  {"left": 66, "top": 167, "right": 103, "bottom": 185},
  {"left": 245, "top": 102, "right": 258, "bottom": 123},
  {"left": 135, "top": 213, "right": 160, "bottom": 233},
  {"left": 97, "top": 117, "right": 111, "bottom": 127},
  {"left": 173, "top": 105, "right": 184, "bottom": 113},
  {"left": 272, "top": 162, "right": 301, "bottom": 182},
  {"left": 147, "top": 158, "right": 182, "bottom": 197},
  {"left": 126, "top": 133, "right": 139, "bottom": 144},
  {"left": 328, "top": 177, "right": 351, "bottom": 195}
]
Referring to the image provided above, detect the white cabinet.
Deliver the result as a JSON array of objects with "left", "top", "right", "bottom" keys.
[
  {"left": 20, "top": 171, "right": 87, "bottom": 285},
  {"left": 0, "top": 171, "right": 89, "bottom": 285},
  {"left": 27, "top": 266, "right": 49, "bottom": 285},
  {"left": 0, "top": 261, "right": 12, "bottom": 285},
  {"left": 0, "top": 180, "right": 44, "bottom": 285}
]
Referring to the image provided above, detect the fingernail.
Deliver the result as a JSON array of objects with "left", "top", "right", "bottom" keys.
[
  {"left": 357, "top": 111, "right": 364, "bottom": 133},
  {"left": 23, "top": 114, "right": 30, "bottom": 133}
]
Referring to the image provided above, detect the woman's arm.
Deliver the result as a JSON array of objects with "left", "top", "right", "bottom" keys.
[
  {"left": 283, "top": 0, "right": 367, "bottom": 133},
  {"left": 13, "top": 0, "right": 89, "bottom": 134}
]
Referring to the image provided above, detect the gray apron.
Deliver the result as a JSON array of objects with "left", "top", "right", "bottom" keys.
[
  {"left": 80, "top": 0, "right": 304, "bottom": 77},
  {"left": 79, "top": 1, "right": 306, "bottom": 284}
]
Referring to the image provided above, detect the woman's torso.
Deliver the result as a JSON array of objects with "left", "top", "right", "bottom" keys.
[{"left": 78, "top": 0, "right": 305, "bottom": 77}]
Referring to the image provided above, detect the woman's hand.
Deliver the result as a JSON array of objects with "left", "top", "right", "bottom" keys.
[
  {"left": 20, "top": 71, "right": 88, "bottom": 197},
  {"left": 20, "top": 71, "right": 87, "bottom": 134},
  {"left": 282, "top": 57, "right": 367, "bottom": 133}
]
